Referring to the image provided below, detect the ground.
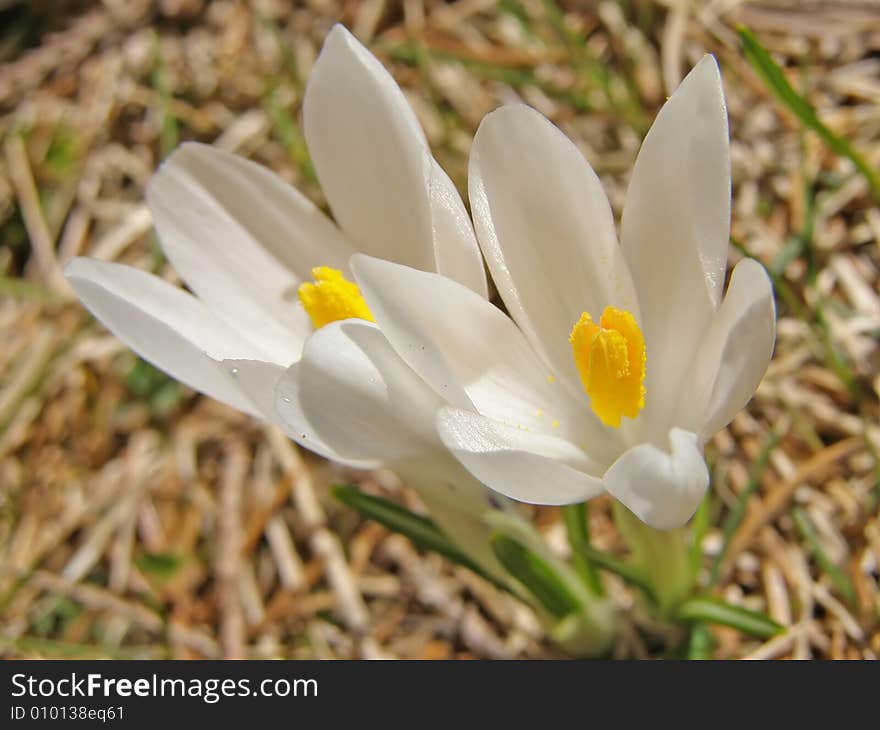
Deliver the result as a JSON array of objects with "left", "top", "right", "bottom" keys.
[{"left": 0, "top": 0, "right": 878, "bottom": 659}]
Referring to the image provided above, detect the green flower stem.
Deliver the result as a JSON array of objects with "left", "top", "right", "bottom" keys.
[
  {"left": 612, "top": 502, "right": 694, "bottom": 615},
  {"left": 561, "top": 503, "right": 604, "bottom": 596}
]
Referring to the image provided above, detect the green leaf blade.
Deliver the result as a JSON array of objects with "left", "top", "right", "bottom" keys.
[
  {"left": 793, "top": 507, "right": 858, "bottom": 607},
  {"left": 332, "top": 485, "right": 487, "bottom": 579},
  {"left": 676, "top": 596, "right": 783, "bottom": 640},
  {"left": 738, "top": 26, "right": 880, "bottom": 198},
  {"left": 490, "top": 533, "right": 582, "bottom": 618}
]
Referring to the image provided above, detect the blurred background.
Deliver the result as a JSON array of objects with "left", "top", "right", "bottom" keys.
[{"left": 0, "top": 0, "right": 878, "bottom": 659}]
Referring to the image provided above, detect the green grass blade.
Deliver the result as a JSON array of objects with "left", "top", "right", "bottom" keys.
[
  {"left": 262, "top": 82, "right": 317, "bottom": 184},
  {"left": 710, "top": 429, "right": 780, "bottom": 584},
  {"left": 792, "top": 507, "right": 857, "bottom": 607},
  {"left": 739, "top": 26, "right": 880, "bottom": 198},
  {"left": 0, "top": 274, "right": 58, "bottom": 302},
  {"left": 676, "top": 596, "right": 783, "bottom": 639},
  {"left": 490, "top": 533, "right": 582, "bottom": 618},
  {"left": 150, "top": 33, "right": 179, "bottom": 160}
]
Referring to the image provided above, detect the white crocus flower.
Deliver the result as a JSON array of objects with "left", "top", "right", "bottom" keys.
[
  {"left": 64, "top": 24, "right": 485, "bottom": 450},
  {"left": 348, "top": 57, "right": 777, "bottom": 530},
  {"left": 63, "top": 26, "right": 540, "bottom": 588}
]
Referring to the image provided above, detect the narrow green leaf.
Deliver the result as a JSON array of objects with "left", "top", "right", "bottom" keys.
[
  {"left": 490, "top": 533, "right": 582, "bottom": 618},
  {"left": 739, "top": 26, "right": 880, "bottom": 198},
  {"left": 331, "top": 485, "right": 490, "bottom": 581},
  {"left": 572, "top": 542, "right": 658, "bottom": 605},
  {"left": 710, "top": 429, "right": 780, "bottom": 584},
  {"left": 561, "top": 503, "right": 603, "bottom": 596},
  {"left": 685, "top": 623, "right": 716, "bottom": 660},
  {"left": 676, "top": 596, "right": 782, "bottom": 639},
  {"left": 793, "top": 507, "right": 858, "bottom": 607}
]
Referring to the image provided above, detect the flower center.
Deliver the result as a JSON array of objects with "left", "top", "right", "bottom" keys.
[
  {"left": 298, "top": 267, "right": 374, "bottom": 329},
  {"left": 569, "top": 306, "right": 646, "bottom": 428}
]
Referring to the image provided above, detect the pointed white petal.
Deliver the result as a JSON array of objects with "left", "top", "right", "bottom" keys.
[
  {"left": 153, "top": 142, "right": 354, "bottom": 278},
  {"left": 303, "top": 25, "right": 486, "bottom": 295},
  {"left": 426, "top": 161, "right": 488, "bottom": 297},
  {"left": 277, "top": 319, "right": 443, "bottom": 465},
  {"left": 683, "top": 258, "right": 776, "bottom": 440},
  {"left": 621, "top": 56, "right": 731, "bottom": 441},
  {"left": 65, "top": 257, "right": 261, "bottom": 415},
  {"left": 468, "top": 104, "right": 637, "bottom": 385},
  {"left": 146, "top": 143, "right": 346, "bottom": 363},
  {"left": 352, "top": 255, "right": 621, "bottom": 461},
  {"left": 438, "top": 407, "right": 605, "bottom": 506},
  {"left": 603, "top": 428, "right": 709, "bottom": 529}
]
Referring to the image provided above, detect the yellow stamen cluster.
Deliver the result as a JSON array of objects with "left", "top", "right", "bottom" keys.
[
  {"left": 569, "top": 306, "right": 646, "bottom": 428},
  {"left": 298, "top": 267, "right": 374, "bottom": 329}
]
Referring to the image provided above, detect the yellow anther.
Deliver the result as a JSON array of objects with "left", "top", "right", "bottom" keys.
[
  {"left": 298, "top": 267, "right": 374, "bottom": 329},
  {"left": 569, "top": 306, "right": 646, "bottom": 428}
]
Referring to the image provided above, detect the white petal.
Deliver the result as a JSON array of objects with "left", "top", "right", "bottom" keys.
[
  {"left": 603, "top": 428, "right": 709, "bottom": 529},
  {"left": 683, "top": 258, "right": 776, "bottom": 440},
  {"left": 277, "top": 319, "right": 443, "bottom": 465},
  {"left": 146, "top": 143, "right": 346, "bottom": 364},
  {"left": 220, "top": 357, "right": 371, "bottom": 465},
  {"left": 426, "top": 161, "right": 488, "bottom": 297},
  {"left": 221, "top": 358, "right": 288, "bottom": 423},
  {"left": 468, "top": 104, "right": 638, "bottom": 385},
  {"left": 303, "top": 25, "right": 486, "bottom": 295},
  {"left": 438, "top": 407, "right": 605, "bottom": 506},
  {"left": 352, "top": 254, "right": 620, "bottom": 460},
  {"left": 65, "top": 257, "right": 261, "bottom": 415},
  {"left": 273, "top": 360, "right": 378, "bottom": 469},
  {"left": 620, "top": 56, "right": 731, "bottom": 441}
]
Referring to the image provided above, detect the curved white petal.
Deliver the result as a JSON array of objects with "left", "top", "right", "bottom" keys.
[
  {"left": 438, "top": 407, "right": 605, "bottom": 506},
  {"left": 303, "top": 25, "right": 486, "bottom": 296},
  {"left": 603, "top": 428, "right": 709, "bottom": 529},
  {"left": 146, "top": 143, "right": 346, "bottom": 364},
  {"left": 352, "top": 254, "right": 620, "bottom": 461},
  {"left": 621, "top": 56, "right": 731, "bottom": 442},
  {"left": 220, "top": 357, "right": 374, "bottom": 466},
  {"left": 426, "top": 161, "right": 488, "bottom": 297},
  {"left": 277, "top": 319, "right": 443, "bottom": 465},
  {"left": 468, "top": 104, "right": 638, "bottom": 386},
  {"left": 65, "top": 257, "right": 261, "bottom": 415},
  {"left": 273, "top": 360, "right": 378, "bottom": 469},
  {"left": 682, "top": 258, "right": 776, "bottom": 440}
]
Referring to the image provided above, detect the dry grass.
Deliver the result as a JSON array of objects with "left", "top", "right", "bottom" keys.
[{"left": 0, "top": 0, "right": 878, "bottom": 659}]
